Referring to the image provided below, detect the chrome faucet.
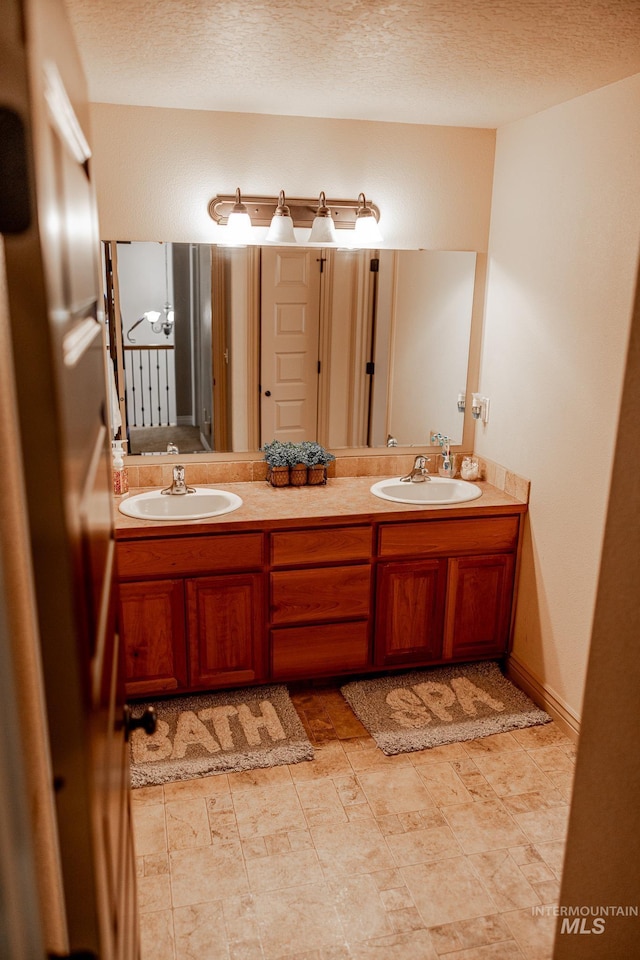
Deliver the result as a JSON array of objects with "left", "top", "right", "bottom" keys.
[
  {"left": 400, "top": 455, "right": 431, "bottom": 482},
  {"left": 161, "top": 464, "right": 195, "bottom": 496}
]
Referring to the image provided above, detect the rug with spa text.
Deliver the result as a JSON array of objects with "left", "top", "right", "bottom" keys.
[
  {"left": 340, "top": 661, "right": 551, "bottom": 755},
  {"left": 129, "top": 684, "right": 314, "bottom": 787}
]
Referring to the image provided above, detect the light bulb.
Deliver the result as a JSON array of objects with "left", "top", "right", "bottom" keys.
[
  {"left": 309, "top": 191, "right": 337, "bottom": 243},
  {"left": 225, "top": 188, "right": 253, "bottom": 245},
  {"left": 266, "top": 190, "right": 296, "bottom": 243},
  {"left": 353, "top": 192, "right": 382, "bottom": 246}
]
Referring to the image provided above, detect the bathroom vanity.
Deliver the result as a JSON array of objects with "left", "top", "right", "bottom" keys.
[{"left": 114, "top": 477, "right": 526, "bottom": 699}]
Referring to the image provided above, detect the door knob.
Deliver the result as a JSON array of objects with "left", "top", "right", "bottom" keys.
[
  {"left": 264, "top": 390, "right": 271, "bottom": 396},
  {"left": 123, "top": 705, "right": 157, "bottom": 741}
]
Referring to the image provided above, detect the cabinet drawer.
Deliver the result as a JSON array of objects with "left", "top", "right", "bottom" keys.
[
  {"left": 271, "top": 621, "right": 369, "bottom": 679},
  {"left": 378, "top": 517, "right": 519, "bottom": 559},
  {"left": 271, "top": 565, "right": 371, "bottom": 625},
  {"left": 117, "top": 533, "right": 263, "bottom": 579},
  {"left": 271, "top": 525, "right": 372, "bottom": 567}
]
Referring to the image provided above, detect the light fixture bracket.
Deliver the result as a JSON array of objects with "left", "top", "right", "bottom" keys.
[{"left": 208, "top": 194, "right": 380, "bottom": 230}]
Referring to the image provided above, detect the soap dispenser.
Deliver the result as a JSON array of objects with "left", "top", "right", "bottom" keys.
[{"left": 112, "top": 440, "right": 129, "bottom": 496}]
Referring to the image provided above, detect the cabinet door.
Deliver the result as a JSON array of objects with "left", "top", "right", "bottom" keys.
[
  {"left": 444, "top": 554, "right": 515, "bottom": 660},
  {"left": 187, "top": 574, "right": 266, "bottom": 689},
  {"left": 119, "top": 579, "right": 187, "bottom": 698},
  {"left": 375, "top": 559, "right": 446, "bottom": 666}
]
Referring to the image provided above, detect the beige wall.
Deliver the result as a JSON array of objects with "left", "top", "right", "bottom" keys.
[
  {"left": 477, "top": 74, "right": 640, "bottom": 724},
  {"left": 89, "top": 103, "right": 495, "bottom": 251},
  {"left": 555, "top": 259, "right": 640, "bottom": 955}
]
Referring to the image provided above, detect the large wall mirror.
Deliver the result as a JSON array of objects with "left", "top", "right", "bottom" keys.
[{"left": 104, "top": 242, "right": 478, "bottom": 457}]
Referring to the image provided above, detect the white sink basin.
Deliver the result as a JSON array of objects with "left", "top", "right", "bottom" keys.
[
  {"left": 118, "top": 488, "right": 243, "bottom": 521},
  {"left": 370, "top": 476, "right": 482, "bottom": 505}
]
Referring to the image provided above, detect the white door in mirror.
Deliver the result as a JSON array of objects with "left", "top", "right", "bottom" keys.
[
  {"left": 118, "top": 488, "right": 243, "bottom": 521},
  {"left": 370, "top": 477, "right": 482, "bottom": 505}
]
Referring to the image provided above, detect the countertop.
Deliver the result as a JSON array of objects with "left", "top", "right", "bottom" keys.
[{"left": 113, "top": 476, "right": 527, "bottom": 540}]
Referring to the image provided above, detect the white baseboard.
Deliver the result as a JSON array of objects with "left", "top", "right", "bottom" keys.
[{"left": 506, "top": 655, "right": 581, "bottom": 743}]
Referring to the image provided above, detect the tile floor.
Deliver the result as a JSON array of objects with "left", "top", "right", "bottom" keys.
[{"left": 132, "top": 683, "right": 576, "bottom": 960}]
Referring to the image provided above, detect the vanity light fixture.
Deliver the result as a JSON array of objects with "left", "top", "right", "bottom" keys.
[
  {"left": 353, "top": 193, "right": 383, "bottom": 245},
  {"left": 208, "top": 192, "right": 380, "bottom": 243},
  {"left": 308, "top": 191, "right": 337, "bottom": 243},
  {"left": 266, "top": 190, "right": 297, "bottom": 244},
  {"left": 225, "top": 187, "right": 253, "bottom": 245}
]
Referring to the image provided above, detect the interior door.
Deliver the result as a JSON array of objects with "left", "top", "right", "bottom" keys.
[
  {"left": 260, "top": 246, "right": 322, "bottom": 443},
  {"left": 1, "top": 0, "right": 138, "bottom": 955}
]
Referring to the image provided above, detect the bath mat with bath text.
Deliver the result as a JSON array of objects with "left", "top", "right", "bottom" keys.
[
  {"left": 340, "top": 661, "right": 551, "bottom": 755},
  {"left": 129, "top": 684, "right": 314, "bottom": 787}
]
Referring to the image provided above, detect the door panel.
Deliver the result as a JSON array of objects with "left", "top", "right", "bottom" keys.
[
  {"left": 444, "top": 554, "right": 515, "bottom": 660},
  {"left": 375, "top": 559, "right": 446, "bottom": 666},
  {"left": 2, "top": 0, "right": 139, "bottom": 954},
  {"left": 119, "top": 579, "right": 188, "bottom": 697},
  {"left": 261, "top": 246, "right": 321, "bottom": 442},
  {"left": 187, "top": 574, "right": 266, "bottom": 688}
]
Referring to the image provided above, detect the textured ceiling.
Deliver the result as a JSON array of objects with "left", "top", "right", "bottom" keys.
[{"left": 64, "top": 0, "right": 640, "bottom": 127}]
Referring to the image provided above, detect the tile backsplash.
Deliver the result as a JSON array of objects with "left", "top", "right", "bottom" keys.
[
  {"left": 125, "top": 453, "right": 530, "bottom": 502},
  {"left": 475, "top": 456, "right": 531, "bottom": 502}
]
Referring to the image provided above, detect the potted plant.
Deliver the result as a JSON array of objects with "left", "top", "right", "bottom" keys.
[
  {"left": 298, "top": 441, "right": 336, "bottom": 485},
  {"left": 289, "top": 447, "right": 308, "bottom": 486},
  {"left": 263, "top": 439, "right": 297, "bottom": 487}
]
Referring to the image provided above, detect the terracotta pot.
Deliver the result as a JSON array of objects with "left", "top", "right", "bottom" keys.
[
  {"left": 289, "top": 463, "right": 308, "bottom": 486},
  {"left": 267, "top": 465, "right": 290, "bottom": 487}
]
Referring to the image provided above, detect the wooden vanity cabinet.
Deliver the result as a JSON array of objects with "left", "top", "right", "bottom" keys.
[
  {"left": 116, "top": 506, "right": 524, "bottom": 697},
  {"left": 116, "top": 532, "right": 265, "bottom": 698}
]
